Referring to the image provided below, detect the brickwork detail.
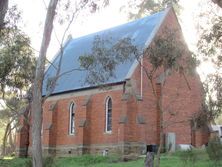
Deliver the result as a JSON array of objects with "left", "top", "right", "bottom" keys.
[{"left": 16, "top": 8, "right": 209, "bottom": 157}]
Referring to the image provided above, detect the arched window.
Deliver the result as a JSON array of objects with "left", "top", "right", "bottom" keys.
[
  {"left": 69, "top": 102, "right": 75, "bottom": 135},
  {"left": 105, "top": 97, "right": 112, "bottom": 133}
]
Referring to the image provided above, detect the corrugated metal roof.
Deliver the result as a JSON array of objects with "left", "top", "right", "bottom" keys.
[{"left": 42, "top": 9, "right": 169, "bottom": 95}]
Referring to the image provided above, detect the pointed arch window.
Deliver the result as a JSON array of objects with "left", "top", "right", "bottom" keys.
[
  {"left": 69, "top": 102, "right": 75, "bottom": 135},
  {"left": 105, "top": 97, "right": 112, "bottom": 133}
]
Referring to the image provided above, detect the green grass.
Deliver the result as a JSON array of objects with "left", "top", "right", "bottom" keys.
[
  {"left": 55, "top": 156, "right": 143, "bottom": 167},
  {"left": 0, "top": 157, "right": 31, "bottom": 167},
  {"left": 0, "top": 149, "right": 219, "bottom": 167}
]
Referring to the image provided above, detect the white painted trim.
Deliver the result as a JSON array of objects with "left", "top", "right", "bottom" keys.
[
  {"left": 105, "top": 97, "right": 112, "bottom": 133},
  {"left": 45, "top": 84, "right": 123, "bottom": 101},
  {"left": 69, "top": 102, "right": 75, "bottom": 135},
  {"left": 140, "top": 57, "right": 143, "bottom": 98}
]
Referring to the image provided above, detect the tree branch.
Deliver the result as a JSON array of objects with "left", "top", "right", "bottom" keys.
[{"left": 212, "top": 0, "right": 222, "bottom": 8}]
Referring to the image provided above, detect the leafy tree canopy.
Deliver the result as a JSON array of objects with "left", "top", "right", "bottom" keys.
[
  {"left": 79, "top": 36, "right": 137, "bottom": 85},
  {"left": 196, "top": 0, "right": 222, "bottom": 123},
  {"left": 0, "top": 4, "right": 35, "bottom": 155},
  {"left": 0, "top": 6, "right": 36, "bottom": 98},
  {"left": 121, "top": 0, "right": 181, "bottom": 20}
]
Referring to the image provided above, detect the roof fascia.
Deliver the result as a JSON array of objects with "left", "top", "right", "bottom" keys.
[{"left": 43, "top": 81, "right": 125, "bottom": 97}]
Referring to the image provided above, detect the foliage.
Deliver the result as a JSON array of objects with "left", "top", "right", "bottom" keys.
[
  {"left": 178, "top": 148, "right": 197, "bottom": 167},
  {"left": 0, "top": 96, "right": 26, "bottom": 125},
  {"left": 145, "top": 27, "right": 192, "bottom": 167},
  {"left": 43, "top": 156, "right": 56, "bottom": 167},
  {"left": 0, "top": 6, "right": 35, "bottom": 93},
  {"left": 0, "top": 157, "right": 31, "bottom": 167},
  {"left": 144, "top": 28, "right": 187, "bottom": 73},
  {"left": 79, "top": 36, "right": 137, "bottom": 85},
  {"left": 45, "top": 0, "right": 110, "bottom": 95},
  {"left": 198, "top": 15, "right": 222, "bottom": 68},
  {"left": 192, "top": 73, "right": 222, "bottom": 128},
  {"left": 215, "top": 114, "right": 222, "bottom": 124},
  {"left": 206, "top": 137, "right": 222, "bottom": 167},
  {"left": 197, "top": 0, "right": 222, "bottom": 123},
  {"left": 64, "top": 154, "right": 119, "bottom": 165},
  {"left": 0, "top": 0, "right": 8, "bottom": 28},
  {"left": 0, "top": 4, "right": 35, "bottom": 156},
  {"left": 0, "top": 5, "right": 35, "bottom": 95},
  {"left": 52, "top": 0, "right": 110, "bottom": 43},
  {"left": 79, "top": 27, "right": 191, "bottom": 86},
  {"left": 80, "top": 27, "right": 193, "bottom": 167},
  {"left": 31, "top": 1, "right": 111, "bottom": 167},
  {"left": 0, "top": 150, "right": 215, "bottom": 167},
  {"left": 0, "top": 30, "right": 35, "bottom": 93},
  {"left": 205, "top": 75, "right": 222, "bottom": 119},
  {"left": 120, "top": 0, "right": 181, "bottom": 20}
]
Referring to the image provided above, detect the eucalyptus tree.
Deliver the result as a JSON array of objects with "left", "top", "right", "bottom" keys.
[
  {"left": 31, "top": 0, "right": 109, "bottom": 166},
  {"left": 197, "top": 0, "right": 222, "bottom": 124},
  {"left": 121, "top": 0, "right": 181, "bottom": 19},
  {"left": 79, "top": 27, "right": 193, "bottom": 167},
  {"left": 0, "top": 0, "right": 8, "bottom": 28},
  {"left": 0, "top": 4, "right": 36, "bottom": 156}
]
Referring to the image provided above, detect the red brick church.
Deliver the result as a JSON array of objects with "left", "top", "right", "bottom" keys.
[{"left": 16, "top": 7, "right": 209, "bottom": 156}]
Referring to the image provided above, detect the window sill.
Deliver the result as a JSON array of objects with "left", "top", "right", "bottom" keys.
[{"left": 104, "top": 131, "right": 112, "bottom": 135}]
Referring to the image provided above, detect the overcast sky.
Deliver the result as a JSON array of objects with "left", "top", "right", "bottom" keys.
[
  {"left": 10, "top": 0, "right": 216, "bottom": 80},
  {"left": 9, "top": 0, "right": 201, "bottom": 57},
  {"left": 0, "top": 0, "right": 215, "bottom": 109}
]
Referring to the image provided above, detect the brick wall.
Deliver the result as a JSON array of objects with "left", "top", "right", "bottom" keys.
[{"left": 16, "top": 8, "right": 209, "bottom": 157}]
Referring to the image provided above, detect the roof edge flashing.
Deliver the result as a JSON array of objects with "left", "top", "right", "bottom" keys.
[{"left": 42, "top": 80, "right": 125, "bottom": 97}]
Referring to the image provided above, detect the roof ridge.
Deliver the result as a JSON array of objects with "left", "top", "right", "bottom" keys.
[{"left": 68, "top": 8, "right": 168, "bottom": 43}]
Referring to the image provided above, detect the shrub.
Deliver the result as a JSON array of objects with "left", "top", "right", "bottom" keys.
[
  {"left": 122, "top": 153, "right": 139, "bottom": 162},
  {"left": 25, "top": 159, "right": 32, "bottom": 167},
  {"left": 206, "top": 137, "right": 222, "bottom": 167},
  {"left": 178, "top": 148, "right": 197, "bottom": 167},
  {"left": 70, "top": 154, "right": 109, "bottom": 166},
  {"left": 43, "top": 156, "right": 56, "bottom": 167}
]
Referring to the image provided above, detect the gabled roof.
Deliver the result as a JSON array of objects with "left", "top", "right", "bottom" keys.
[{"left": 42, "top": 8, "right": 170, "bottom": 95}]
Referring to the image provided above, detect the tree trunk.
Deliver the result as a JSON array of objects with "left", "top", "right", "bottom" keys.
[
  {"left": 24, "top": 103, "right": 31, "bottom": 157},
  {"left": 212, "top": 0, "right": 222, "bottom": 8},
  {"left": 155, "top": 85, "right": 163, "bottom": 167},
  {"left": 8, "top": 124, "right": 15, "bottom": 154},
  {"left": 0, "top": 0, "right": 8, "bottom": 28},
  {"left": 2, "top": 122, "right": 10, "bottom": 156},
  {"left": 145, "top": 152, "right": 154, "bottom": 167},
  {"left": 31, "top": 0, "right": 58, "bottom": 167}
]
